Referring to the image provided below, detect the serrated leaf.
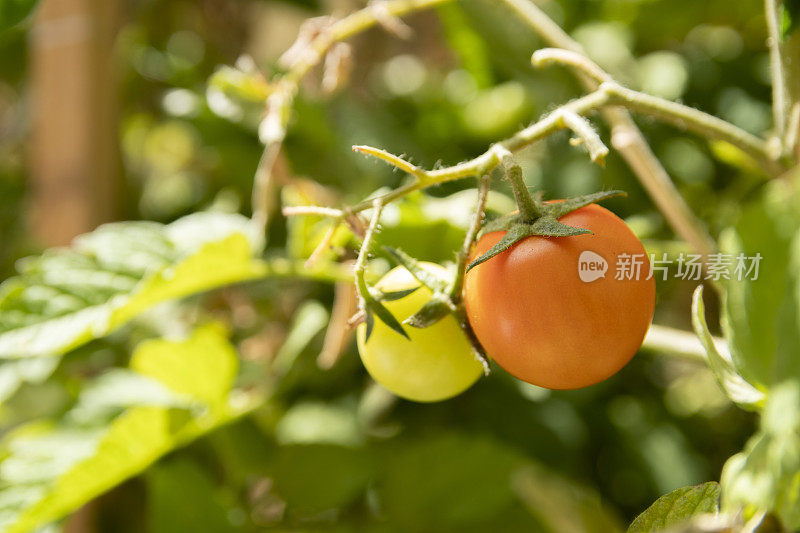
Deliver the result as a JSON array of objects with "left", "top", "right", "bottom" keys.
[
  {"left": 0, "top": 326, "right": 262, "bottom": 533},
  {"left": 404, "top": 298, "right": 451, "bottom": 329},
  {"left": 383, "top": 247, "right": 449, "bottom": 292},
  {"left": 691, "top": 285, "right": 765, "bottom": 410},
  {"left": 0, "top": 213, "right": 266, "bottom": 363},
  {"left": 628, "top": 482, "right": 720, "bottom": 533}
]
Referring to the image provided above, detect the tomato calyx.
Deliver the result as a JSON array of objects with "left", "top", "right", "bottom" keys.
[
  {"left": 466, "top": 189, "right": 626, "bottom": 271},
  {"left": 383, "top": 246, "right": 454, "bottom": 329}
]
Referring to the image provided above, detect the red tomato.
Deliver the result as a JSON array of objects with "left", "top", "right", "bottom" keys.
[{"left": 463, "top": 203, "right": 655, "bottom": 389}]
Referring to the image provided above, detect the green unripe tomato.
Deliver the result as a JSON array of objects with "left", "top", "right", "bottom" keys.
[{"left": 356, "top": 263, "right": 483, "bottom": 402}]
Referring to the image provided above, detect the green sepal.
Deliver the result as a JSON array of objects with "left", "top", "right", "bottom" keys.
[
  {"left": 372, "top": 286, "right": 420, "bottom": 302},
  {"left": 404, "top": 298, "right": 451, "bottom": 328},
  {"left": 468, "top": 190, "right": 626, "bottom": 271},
  {"left": 383, "top": 246, "right": 450, "bottom": 292},
  {"left": 467, "top": 225, "right": 530, "bottom": 271},
  {"left": 364, "top": 298, "right": 410, "bottom": 342},
  {"left": 547, "top": 190, "right": 626, "bottom": 218}
]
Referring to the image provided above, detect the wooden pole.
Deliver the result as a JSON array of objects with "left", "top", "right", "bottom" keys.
[{"left": 29, "top": 0, "right": 123, "bottom": 247}]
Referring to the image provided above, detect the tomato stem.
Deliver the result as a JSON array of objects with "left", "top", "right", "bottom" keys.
[{"left": 501, "top": 153, "right": 542, "bottom": 222}]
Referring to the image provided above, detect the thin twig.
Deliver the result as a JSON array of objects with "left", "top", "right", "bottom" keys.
[
  {"left": 254, "top": 0, "right": 453, "bottom": 232},
  {"left": 283, "top": 206, "right": 345, "bottom": 218}
]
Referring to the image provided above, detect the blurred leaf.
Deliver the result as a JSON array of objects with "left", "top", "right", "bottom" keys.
[
  {"left": 376, "top": 433, "right": 523, "bottom": 528},
  {"left": 275, "top": 401, "right": 362, "bottom": 447},
  {"left": 721, "top": 381, "right": 800, "bottom": 529},
  {"left": 0, "top": 326, "right": 261, "bottom": 533},
  {"left": 691, "top": 285, "right": 764, "bottom": 410},
  {"left": 0, "top": 213, "right": 265, "bottom": 368},
  {"left": 719, "top": 173, "right": 800, "bottom": 389},
  {"left": 131, "top": 324, "right": 238, "bottom": 409},
  {"left": 437, "top": 3, "right": 494, "bottom": 89},
  {"left": 513, "top": 463, "right": 624, "bottom": 533},
  {"left": 627, "top": 482, "right": 719, "bottom": 533},
  {"left": 282, "top": 183, "right": 350, "bottom": 261},
  {"left": 0, "top": 0, "right": 38, "bottom": 34},
  {"left": 782, "top": 0, "right": 800, "bottom": 39},
  {"left": 272, "top": 301, "right": 329, "bottom": 376},
  {"left": 269, "top": 444, "right": 374, "bottom": 516},
  {"left": 69, "top": 369, "right": 191, "bottom": 423},
  {"left": 0, "top": 358, "right": 59, "bottom": 405},
  {"left": 147, "top": 459, "right": 236, "bottom": 533}
]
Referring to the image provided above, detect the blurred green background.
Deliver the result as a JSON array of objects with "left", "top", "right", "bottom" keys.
[{"left": 0, "top": 0, "right": 772, "bottom": 530}]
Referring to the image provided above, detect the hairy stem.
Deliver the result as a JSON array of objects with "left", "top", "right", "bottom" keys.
[
  {"left": 499, "top": 0, "right": 718, "bottom": 258},
  {"left": 450, "top": 174, "right": 492, "bottom": 304},
  {"left": 604, "top": 84, "right": 781, "bottom": 174},
  {"left": 764, "top": 0, "right": 790, "bottom": 145},
  {"left": 354, "top": 199, "right": 384, "bottom": 306}
]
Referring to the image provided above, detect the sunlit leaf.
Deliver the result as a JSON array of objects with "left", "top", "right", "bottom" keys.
[
  {"left": 628, "top": 482, "right": 719, "bottom": 532},
  {"left": 721, "top": 381, "right": 800, "bottom": 529},
  {"left": 719, "top": 172, "right": 800, "bottom": 388},
  {"left": 0, "top": 213, "right": 265, "bottom": 371},
  {"left": 0, "top": 326, "right": 262, "bottom": 533}
]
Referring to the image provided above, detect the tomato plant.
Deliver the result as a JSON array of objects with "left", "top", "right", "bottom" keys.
[
  {"left": 464, "top": 203, "right": 655, "bottom": 389},
  {"left": 2, "top": 0, "right": 800, "bottom": 531},
  {"left": 357, "top": 263, "right": 483, "bottom": 402}
]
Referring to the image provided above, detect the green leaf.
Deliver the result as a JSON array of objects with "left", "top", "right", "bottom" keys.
[
  {"left": 721, "top": 381, "right": 800, "bottom": 529},
  {"left": 271, "top": 301, "right": 329, "bottom": 376},
  {"left": 269, "top": 444, "right": 374, "bottom": 516},
  {"left": 130, "top": 325, "right": 238, "bottom": 409},
  {"left": 782, "top": 0, "right": 800, "bottom": 39},
  {"left": 514, "top": 463, "right": 624, "bottom": 533},
  {"left": 690, "top": 285, "right": 764, "bottom": 410},
  {"left": 628, "top": 482, "right": 720, "bottom": 533},
  {"left": 0, "top": 213, "right": 265, "bottom": 364},
  {"left": 147, "top": 459, "right": 236, "bottom": 533},
  {"left": 0, "top": 0, "right": 39, "bottom": 34},
  {"left": 377, "top": 433, "right": 523, "bottom": 528},
  {"left": 719, "top": 174, "right": 800, "bottom": 388},
  {"left": 0, "top": 326, "right": 261, "bottom": 533}
]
